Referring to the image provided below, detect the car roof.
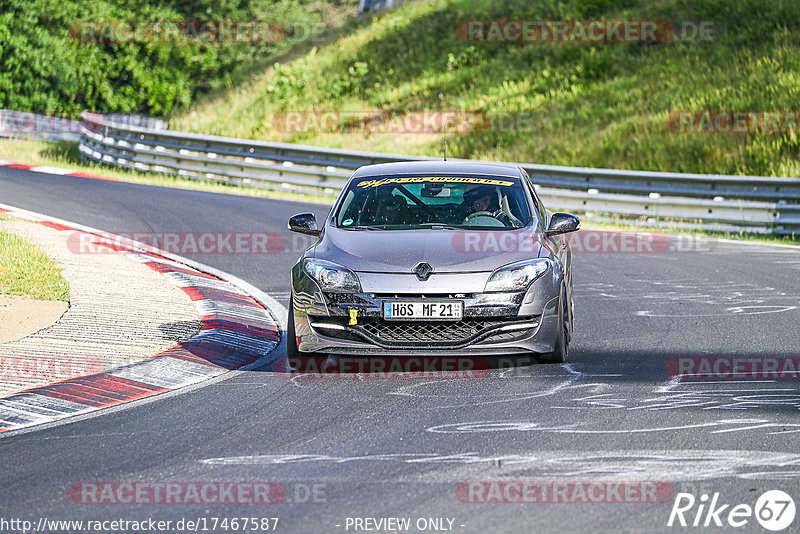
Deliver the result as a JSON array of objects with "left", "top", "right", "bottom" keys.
[{"left": 350, "top": 160, "right": 522, "bottom": 178}]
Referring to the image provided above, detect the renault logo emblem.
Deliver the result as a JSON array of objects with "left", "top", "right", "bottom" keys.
[{"left": 413, "top": 262, "right": 433, "bottom": 281}]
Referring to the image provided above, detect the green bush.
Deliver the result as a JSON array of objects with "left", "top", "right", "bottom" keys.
[{"left": 0, "top": 0, "right": 343, "bottom": 116}]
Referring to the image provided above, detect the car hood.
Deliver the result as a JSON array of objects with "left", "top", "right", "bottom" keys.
[{"left": 314, "top": 226, "right": 545, "bottom": 273}]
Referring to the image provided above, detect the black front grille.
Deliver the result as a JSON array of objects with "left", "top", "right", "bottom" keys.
[
  {"left": 362, "top": 318, "right": 503, "bottom": 344},
  {"left": 311, "top": 316, "right": 537, "bottom": 347}
]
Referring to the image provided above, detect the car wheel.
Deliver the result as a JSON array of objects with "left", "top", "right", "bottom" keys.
[{"left": 538, "top": 288, "right": 569, "bottom": 364}]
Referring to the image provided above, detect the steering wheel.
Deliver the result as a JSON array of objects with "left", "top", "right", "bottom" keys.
[
  {"left": 465, "top": 210, "right": 498, "bottom": 221},
  {"left": 493, "top": 210, "right": 523, "bottom": 227}
]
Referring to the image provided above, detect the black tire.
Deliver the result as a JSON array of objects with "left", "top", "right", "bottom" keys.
[{"left": 538, "top": 288, "right": 569, "bottom": 364}]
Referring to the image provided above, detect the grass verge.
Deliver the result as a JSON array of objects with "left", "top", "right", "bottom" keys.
[{"left": 0, "top": 219, "right": 70, "bottom": 301}]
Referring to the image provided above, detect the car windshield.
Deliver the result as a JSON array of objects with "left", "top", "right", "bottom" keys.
[{"left": 335, "top": 174, "right": 532, "bottom": 230}]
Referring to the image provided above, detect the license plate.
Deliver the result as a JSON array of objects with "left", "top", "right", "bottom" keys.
[{"left": 382, "top": 300, "right": 463, "bottom": 321}]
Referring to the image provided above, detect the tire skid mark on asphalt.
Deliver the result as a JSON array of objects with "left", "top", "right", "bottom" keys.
[
  {"left": 544, "top": 366, "right": 800, "bottom": 413},
  {"left": 384, "top": 363, "right": 800, "bottom": 441},
  {"left": 387, "top": 363, "right": 592, "bottom": 409},
  {"left": 389, "top": 356, "right": 800, "bottom": 410},
  {"left": 579, "top": 279, "right": 800, "bottom": 317},
  {"left": 425, "top": 418, "right": 800, "bottom": 435},
  {"left": 0, "top": 206, "right": 280, "bottom": 435},
  {"left": 625, "top": 377, "right": 800, "bottom": 413},
  {"left": 198, "top": 449, "right": 800, "bottom": 481}
]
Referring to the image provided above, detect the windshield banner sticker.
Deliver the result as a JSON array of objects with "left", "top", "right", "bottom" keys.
[{"left": 356, "top": 176, "right": 515, "bottom": 188}]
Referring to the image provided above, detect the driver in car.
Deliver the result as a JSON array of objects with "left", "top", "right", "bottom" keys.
[
  {"left": 450, "top": 185, "right": 524, "bottom": 227},
  {"left": 455, "top": 185, "right": 499, "bottom": 221},
  {"left": 467, "top": 188, "right": 495, "bottom": 213}
]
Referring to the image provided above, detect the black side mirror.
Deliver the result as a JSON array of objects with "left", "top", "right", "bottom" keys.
[
  {"left": 288, "top": 212, "right": 321, "bottom": 236},
  {"left": 545, "top": 212, "right": 580, "bottom": 236}
]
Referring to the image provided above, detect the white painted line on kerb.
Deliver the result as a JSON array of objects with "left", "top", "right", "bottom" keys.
[{"left": 29, "top": 165, "right": 76, "bottom": 175}]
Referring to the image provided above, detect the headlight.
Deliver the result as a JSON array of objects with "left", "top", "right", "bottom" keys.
[
  {"left": 484, "top": 259, "right": 550, "bottom": 292},
  {"left": 303, "top": 259, "right": 362, "bottom": 293}
]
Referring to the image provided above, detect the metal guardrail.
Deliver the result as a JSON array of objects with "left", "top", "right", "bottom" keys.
[{"left": 78, "top": 112, "right": 800, "bottom": 236}]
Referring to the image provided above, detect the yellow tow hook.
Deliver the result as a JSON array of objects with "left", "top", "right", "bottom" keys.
[{"left": 349, "top": 308, "right": 358, "bottom": 326}]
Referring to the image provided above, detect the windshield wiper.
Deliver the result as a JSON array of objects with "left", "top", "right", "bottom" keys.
[
  {"left": 416, "top": 223, "right": 460, "bottom": 230},
  {"left": 341, "top": 225, "right": 390, "bottom": 230}
]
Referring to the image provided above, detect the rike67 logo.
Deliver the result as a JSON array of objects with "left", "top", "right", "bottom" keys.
[{"left": 668, "top": 490, "right": 795, "bottom": 531}]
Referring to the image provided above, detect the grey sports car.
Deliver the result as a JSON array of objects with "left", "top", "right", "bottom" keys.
[{"left": 287, "top": 161, "right": 580, "bottom": 363}]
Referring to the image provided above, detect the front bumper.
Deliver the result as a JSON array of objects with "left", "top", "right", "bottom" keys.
[{"left": 291, "top": 269, "right": 562, "bottom": 356}]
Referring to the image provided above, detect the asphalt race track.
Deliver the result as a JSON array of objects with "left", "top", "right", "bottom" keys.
[{"left": 3, "top": 166, "right": 800, "bottom": 533}]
